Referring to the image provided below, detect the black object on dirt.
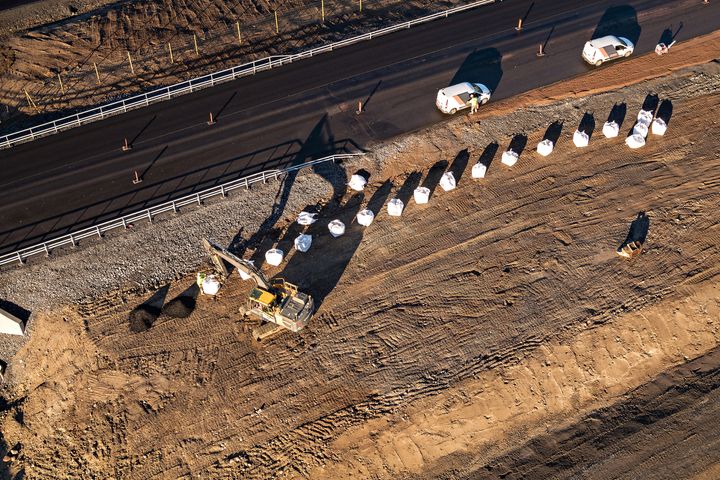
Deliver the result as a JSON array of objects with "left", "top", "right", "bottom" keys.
[
  {"left": 129, "top": 305, "right": 162, "bottom": 333},
  {"left": 163, "top": 284, "right": 200, "bottom": 318}
]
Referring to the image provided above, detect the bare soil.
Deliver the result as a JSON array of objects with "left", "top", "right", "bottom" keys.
[{"left": 2, "top": 41, "right": 720, "bottom": 479}]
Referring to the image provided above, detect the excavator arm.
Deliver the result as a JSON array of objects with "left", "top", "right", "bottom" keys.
[{"left": 202, "top": 239, "right": 270, "bottom": 289}]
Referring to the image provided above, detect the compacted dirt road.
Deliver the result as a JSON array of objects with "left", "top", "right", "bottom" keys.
[{"left": 1, "top": 39, "right": 720, "bottom": 479}]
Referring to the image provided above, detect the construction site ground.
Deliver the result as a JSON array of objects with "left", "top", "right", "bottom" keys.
[{"left": 2, "top": 37, "right": 720, "bottom": 479}]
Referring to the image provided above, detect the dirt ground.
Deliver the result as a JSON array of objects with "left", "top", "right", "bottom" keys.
[
  {"left": 0, "top": 0, "right": 462, "bottom": 130},
  {"left": 2, "top": 39, "right": 720, "bottom": 479}
]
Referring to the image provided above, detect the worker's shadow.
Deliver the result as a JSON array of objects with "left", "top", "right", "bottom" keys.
[
  {"left": 619, "top": 212, "right": 650, "bottom": 249},
  {"left": 593, "top": 5, "right": 641, "bottom": 46}
]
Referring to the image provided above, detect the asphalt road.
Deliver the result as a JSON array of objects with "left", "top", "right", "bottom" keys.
[{"left": 1, "top": 0, "right": 718, "bottom": 255}]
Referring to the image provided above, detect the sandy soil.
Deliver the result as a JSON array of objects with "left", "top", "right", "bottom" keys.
[
  {"left": 0, "top": 0, "right": 461, "bottom": 129},
  {"left": 2, "top": 43, "right": 720, "bottom": 478}
]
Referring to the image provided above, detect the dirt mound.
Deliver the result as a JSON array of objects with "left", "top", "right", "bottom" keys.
[{"left": 128, "top": 304, "right": 160, "bottom": 332}]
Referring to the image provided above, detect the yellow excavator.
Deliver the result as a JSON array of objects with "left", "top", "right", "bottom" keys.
[{"left": 203, "top": 239, "right": 314, "bottom": 340}]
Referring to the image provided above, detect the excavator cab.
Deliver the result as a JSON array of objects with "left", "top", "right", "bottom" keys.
[{"left": 203, "top": 239, "right": 314, "bottom": 340}]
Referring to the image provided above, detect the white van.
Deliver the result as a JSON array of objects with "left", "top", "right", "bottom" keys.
[
  {"left": 436, "top": 82, "right": 491, "bottom": 114},
  {"left": 582, "top": 35, "right": 634, "bottom": 66}
]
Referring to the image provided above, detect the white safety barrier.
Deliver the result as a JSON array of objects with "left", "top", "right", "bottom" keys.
[
  {"left": 387, "top": 198, "right": 404, "bottom": 216},
  {"left": 439, "top": 172, "right": 456, "bottom": 191},
  {"left": 357, "top": 209, "right": 375, "bottom": 226},
  {"left": 471, "top": 163, "right": 487, "bottom": 178},
  {"left": 294, "top": 234, "right": 312, "bottom": 252},
  {"left": 413, "top": 186, "right": 431, "bottom": 203},
  {"left": 536, "top": 139, "right": 554, "bottom": 156},
  {"left": 265, "top": 248, "right": 284, "bottom": 266},
  {"left": 651, "top": 118, "right": 667, "bottom": 136},
  {"left": 501, "top": 150, "right": 519, "bottom": 166},
  {"left": 348, "top": 174, "right": 367, "bottom": 191},
  {"left": 602, "top": 121, "right": 619, "bottom": 138},
  {"left": 328, "top": 219, "right": 346, "bottom": 237},
  {"left": 573, "top": 130, "right": 589, "bottom": 147}
]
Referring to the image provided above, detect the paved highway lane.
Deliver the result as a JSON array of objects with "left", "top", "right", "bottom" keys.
[{"left": 1, "top": 0, "right": 718, "bottom": 254}]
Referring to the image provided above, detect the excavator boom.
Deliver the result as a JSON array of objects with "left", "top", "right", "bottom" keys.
[{"left": 202, "top": 239, "right": 270, "bottom": 289}]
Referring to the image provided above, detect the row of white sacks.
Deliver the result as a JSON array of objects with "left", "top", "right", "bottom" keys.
[{"left": 264, "top": 169, "right": 474, "bottom": 264}]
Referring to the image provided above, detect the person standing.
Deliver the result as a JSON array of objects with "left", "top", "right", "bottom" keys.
[{"left": 469, "top": 94, "right": 479, "bottom": 114}]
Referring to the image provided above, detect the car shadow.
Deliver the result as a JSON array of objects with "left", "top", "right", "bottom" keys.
[
  {"left": 450, "top": 48, "right": 503, "bottom": 93},
  {"left": 592, "top": 5, "right": 641, "bottom": 45}
]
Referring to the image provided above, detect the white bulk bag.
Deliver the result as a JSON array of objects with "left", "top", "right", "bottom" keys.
[
  {"left": 573, "top": 130, "right": 589, "bottom": 147},
  {"left": 501, "top": 150, "right": 519, "bottom": 166},
  {"left": 297, "top": 211, "right": 318, "bottom": 225},
  {"left": 328, "top": 219, "right": 346, "bottom": 237},
  {"left": 651, "top": 118, "right": 667, "bottom": 136},
  {"left": 387, "top": 198, "right": 404, "bottom": 217},
  {"left": 637, "top": 110, "right": 653, "bottom": 126},
  {"left": 347, "top": 174, "right": 367, "bottom": 192},
  {"left": 536, "top": 139, "right": 554, "bottom": 157},
  {"left": 471, "top": 163, "right": 487, "bottom": 179},
  {"left": 602, "top": 121, "right": 619, "bottom": 138},
  {"left": 265, "top": 248, "right": 284, "bottom": 266},
  {"left": 625, "top": 134, "right": 646, "bottom": 149},
  {"left": 439, "top": 172, "right": 456, "bottom": 191},
  {"left": 201, "top": 275, "right": 221, "bottom": 295},
  {"left": 413, "top": 186, "right": 431, "bottom": 203},
  {"left": 294, "top": 234, "right": 312, "bottom": 252},
  {"left": 238, "top": 260, "right": 255, "bottom": 280},
  {"left": 633, "top": 122, "right": 648, "bottom": 138},
  {"left": 356, "top": 209, "right": 375, "bottom": 226}
]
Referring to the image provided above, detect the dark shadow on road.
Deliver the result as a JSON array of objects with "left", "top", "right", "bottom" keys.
[
  {"left": 129, "top": 115, "right": 157, "bottom": 147},
  {"left": 578, "top": 112, "right": 596, "bottom": 139},
  {"left": 162, "top": 283, "right": 200, "bottom": 318},
  {"left": 362, "top": 80, "right": 382, "bottom": 111},
  {"left": 448, "top": 149, "right": 470, "bottom": 185},
  {"left": 543, "top": 121, "right": 563, "bottom": 144},
  {"left": 450, "top": 48, "right": 503, "bottom": 93},
  {"left": 592, "top": 5, "right": 641, "bottom": 45},
  {"left": 215, "top": 91, "right": 237, "bottom": 120},
  {"left": 659, "top": 22, "right": 683, "bottom": 45},
  {"left": 420, "top": 160, "right": 449, "bottom": 200},
  {"left": 129, "top": 284, "right": 170, "bottom": 333},
  {"left": 140, "top": 144, "right": 168, "bottom": 179},
  {"left": 656, "top": 99, "right": 673, "bottom": 125},
  {"left": 607, "top": 102, "right": 627, "bottom": 128}
]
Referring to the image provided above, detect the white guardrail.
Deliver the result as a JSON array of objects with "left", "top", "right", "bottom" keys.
[
  {"left": 0, "top": 0, "right": 495, "bottom": 150},
  {"left": 0, "top": 153, "right": 364, "bottom": 267}
]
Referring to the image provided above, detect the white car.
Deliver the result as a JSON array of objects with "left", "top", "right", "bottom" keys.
[
  {"left": 582, "top": 35, "right": 634, "bottom": 66},
  {"left": 436, "top": 82, "right": 491, "bottom": 114}
]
